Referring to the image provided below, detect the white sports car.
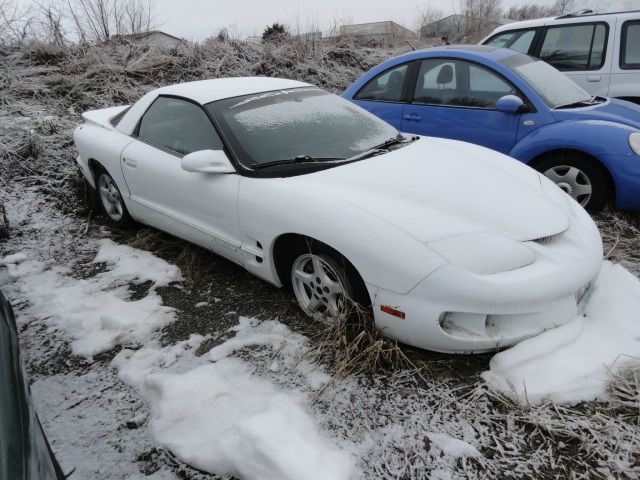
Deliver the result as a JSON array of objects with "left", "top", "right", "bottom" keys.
[{"left": 73, "top": 77, "right": 603, "bottom": 353}]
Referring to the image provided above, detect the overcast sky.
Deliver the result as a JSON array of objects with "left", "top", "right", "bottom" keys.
[{"left": 151, "top": 0, "right": 639, "bottom": 40}]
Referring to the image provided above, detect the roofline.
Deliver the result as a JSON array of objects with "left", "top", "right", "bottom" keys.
[{"left": 555, "top": 8, "right": 640, "bottom": 19}]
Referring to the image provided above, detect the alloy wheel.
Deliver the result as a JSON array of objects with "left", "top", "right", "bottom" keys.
[
  {"left": 98, "top": 174, "right": 124, "bottom": 221},
  {"left": 543, "top": 164, "right": 593, "bottom": 207},
  {"left": 291, "top": 253, "right": 350, "bottom": 324}
]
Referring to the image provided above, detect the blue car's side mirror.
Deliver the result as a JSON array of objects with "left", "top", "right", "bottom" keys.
[{"left": 496, "top": 95, "right": 525, "bottom": 114}]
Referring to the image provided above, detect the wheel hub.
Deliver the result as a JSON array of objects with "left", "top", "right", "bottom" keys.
[
  {"left": 543, "top": 165, "right": 592, "bottom": 207},
  {"left": 98, "top": 175, "right": 124, "bottom": 221},
  {"left": 291, "top": 254, "right": 348, "bottom": 324}
]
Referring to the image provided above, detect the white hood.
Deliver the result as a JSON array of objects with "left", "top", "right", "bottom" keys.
[{"left": 286, "top": 137, "right": 570, "bottom": 243}]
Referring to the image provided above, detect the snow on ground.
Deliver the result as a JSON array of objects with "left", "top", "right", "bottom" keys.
[
  {"left": 1, "top": 238, "right": 180, "bottom": 357},
  {"left": 484, "top": 261, "right": 640, "bottom": 404},
  {"left": 3, "top": 183, "right": 640, "bottom": 479}
]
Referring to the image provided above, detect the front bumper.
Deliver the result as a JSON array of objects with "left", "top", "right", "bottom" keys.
[
  {"left": 601, "top": 154, "right": 640, "bottom": 210},
  {"left": 368, "top": 202, "right": 603, "bottom": 353}
]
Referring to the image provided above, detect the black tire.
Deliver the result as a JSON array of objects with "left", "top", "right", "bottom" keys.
[
  {"left": 534, "top": 153, "right": 610, "bottom": 211},
  {"left": 95, "top": 167, "right": 135, "bottom": 228}
]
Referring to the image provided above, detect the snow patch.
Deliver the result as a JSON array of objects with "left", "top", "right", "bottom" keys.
[
  {"left": 483, "top": 261, "right": 640, "bottom": 404},
  {"left": 1, "top": 241, "right": 180, "bottom": 357},
  {"left": 145, "top": 358, "right": 353, "bottom": 480}
]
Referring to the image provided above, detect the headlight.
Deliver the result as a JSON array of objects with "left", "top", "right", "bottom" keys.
[
  {"left": 629, "top": 132, "right": 640, "bottom": 156},
  {"left": 427, "top": 233, "right": 535, "bottom": 275}
]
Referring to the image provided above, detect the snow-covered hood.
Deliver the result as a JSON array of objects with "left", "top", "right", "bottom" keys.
[
  {"left": 552, "top": 98, "right": 640, "bottom": 131},
  {"left": 286, "top": 137, "right": 570, "bottom": 243}
]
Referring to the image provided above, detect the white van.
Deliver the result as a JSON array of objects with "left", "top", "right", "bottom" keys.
[{"left": 481, "top": 10, "right": 640, "bottom": 103}]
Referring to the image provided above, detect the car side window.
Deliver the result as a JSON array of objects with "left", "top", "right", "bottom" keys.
[
  {"left": 621, "top": 21, "right": 640, "bottom": 69},
  {"left": 539, "top": 23, "right": 607, "bottom": 71},
  {"left": 485, "top": 29, "right": 536, "bottom": 54},
  {"left": 413, "top": 59, "right": 517, "bottom": 109},
  {"left": 354, "top": 63, "right": 409, "bottom": 102},
  {"left": 138, "top": 97, "right": 224, "bottom": 156}
]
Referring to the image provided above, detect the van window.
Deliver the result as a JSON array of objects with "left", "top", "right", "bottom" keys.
[
  {"left": 485, "top": 29, "right": 536, "bottom": 54},
  {"left": 621, "top": 21, "right": 640, "bottom": 69},
  {"left": 539, "top": 23, "right": 607, "bottom": 71}
]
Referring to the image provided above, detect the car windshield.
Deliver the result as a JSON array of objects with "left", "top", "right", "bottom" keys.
[
  {"left": 207, "top": 87, "right": 400, "bottom": 169},
  {"left": 501, "top": 54, "right": 592, "bottom": 108}
]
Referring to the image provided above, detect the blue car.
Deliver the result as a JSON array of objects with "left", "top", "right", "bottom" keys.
[{"left": 342, "top": 45, "right": 640, "bottom": 210}]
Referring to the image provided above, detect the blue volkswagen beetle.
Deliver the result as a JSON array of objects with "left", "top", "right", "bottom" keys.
[{"left": 342, "top": 45, "right": 640, "bottom": 211}]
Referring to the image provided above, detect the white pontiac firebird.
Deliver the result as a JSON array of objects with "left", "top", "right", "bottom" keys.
[{"left": 73, "top": 77, "right": 603, "bottom": 353}]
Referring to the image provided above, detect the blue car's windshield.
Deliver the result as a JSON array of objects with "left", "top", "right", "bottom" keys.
[{"left": 501, "top": 54, "right": 592, "bottom": 108}]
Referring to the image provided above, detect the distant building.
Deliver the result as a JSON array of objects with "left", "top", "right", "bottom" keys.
[
  {"left": 339, "top": 21, "right": 417, "bottom": 42},
  {"left": 111, "top": 30, "right": 185, "bottom": 48},
  {"left": 420, "top": 14, "right": 508, "bottom": 40},
  {"left": 295, "top": 30, "right": 323, "bottom": 42}
]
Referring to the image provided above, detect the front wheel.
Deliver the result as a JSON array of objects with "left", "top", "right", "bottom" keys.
[
  {"left": 290, "top": 252, "right": 356, "bottom": 324},
  {"left": 96, "top": 169, "right": 134, "bottom": 227},
  {"left": 535, "top": 154, "right": 609, "bottom": 211}
]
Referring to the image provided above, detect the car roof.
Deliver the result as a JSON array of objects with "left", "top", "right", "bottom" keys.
[
  {"left": 152, "top": 77, "right": 312, "bottom": 104},
  {"left": 399, "top": 45, "right": 521, "bottom": 63}
]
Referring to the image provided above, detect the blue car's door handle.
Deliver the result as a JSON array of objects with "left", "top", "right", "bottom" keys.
[{"left": 403, "top": 114, "right": 422, "bottom": 121}]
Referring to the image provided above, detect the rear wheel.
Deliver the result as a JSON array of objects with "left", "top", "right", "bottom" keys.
[
  {"left": 96, "top": 169, "right": 134, "bottom": 227},
  {"left": 534, "top": 153, "right": 609, "bottom": 211}
]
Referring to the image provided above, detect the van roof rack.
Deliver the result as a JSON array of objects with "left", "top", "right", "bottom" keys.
[{"left": 556, "top": 9, "right": 594, "bottom": 19}]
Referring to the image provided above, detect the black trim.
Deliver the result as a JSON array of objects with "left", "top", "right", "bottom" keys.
[
  {"left": 533, "top": 21, "right": 609, "bottom": 71},
  {"left": 353, "top": 60, "right": 416, "bottom": 103},
  {"left": 620, "top": 20, "right": 640, "bottom": 70},
  {"left": 408, "top": 57, "right": 536, "bottom": 113},
  {"left": 131, "top": 94, "right": 241, "bottom": 171}
]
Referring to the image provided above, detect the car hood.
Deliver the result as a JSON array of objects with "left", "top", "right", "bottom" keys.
[
  {"left": 552, "top": 98, "right": 640, "bottom": 130},
  {"left": 285, "top": 137, "right": 570, "bottom": 243}
]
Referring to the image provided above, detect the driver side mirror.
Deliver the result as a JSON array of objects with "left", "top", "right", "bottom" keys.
[
  {"left": 181, "top": 150, "right": 235, "bottom": 174},
  {"left": 495, "top": 95, "right": 525, "bottom": 114}
]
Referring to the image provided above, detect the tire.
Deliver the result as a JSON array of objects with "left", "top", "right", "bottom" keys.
[
  {"left": 534, "top": 153, "right": 609, "bottom": 211},
  {"left": 289, "top": 245, "right": 369, "bottom": 324},
  {"left": 95, "top": 168, "right": 135, "bottom": 228}
]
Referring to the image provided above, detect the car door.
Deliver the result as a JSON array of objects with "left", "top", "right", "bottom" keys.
[
  {"left": 120, "top": 95, "right": 243, "bottom": 263},
  {"left": 535, "top": 21, "right": 612, "bottom": 97},
  {"left": 401, "top": 58, "right": 521, "bottom": 154},
  {"left": 349, "top": 62, "right": 412, "bottom": 130}
]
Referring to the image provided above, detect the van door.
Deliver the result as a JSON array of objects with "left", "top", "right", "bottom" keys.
[
  {"left": 609, "top": 19, "right": 640, "bottom": 103},
  {"left": 535, "top": 21, "right": 613, "bottom": 97}
]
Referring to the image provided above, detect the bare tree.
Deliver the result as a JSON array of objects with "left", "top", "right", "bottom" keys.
[
  {"left": 457, "top": 0, "right": 503, "bottom": 40},
  {"left": 66, "top": 0, "right": 156, "bottom": 44},
  {"left": 415, "top": 4, "right": 443, "bottom": 37},
  {"left": 0, "top": 0, "right": 34, "bottom": 45}
]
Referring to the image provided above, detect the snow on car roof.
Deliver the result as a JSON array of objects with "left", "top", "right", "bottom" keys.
[{"left": 152, "top": 77, "right": 311, "bottom": 105}]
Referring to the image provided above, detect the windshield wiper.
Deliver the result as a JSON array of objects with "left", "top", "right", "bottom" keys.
[
  {"left": 554, "top": 96, "right": 599, "bottom": 110},
  {"left": 251, "top": 155, "right": 345, "bottom": 170},
  {"left": 346, "top": 135, "right": 418, "bottom": 162}
]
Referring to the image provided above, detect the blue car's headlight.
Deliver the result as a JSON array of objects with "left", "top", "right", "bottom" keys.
[{"left": 629, "top": 132, "right": 640, "bottom": 156}]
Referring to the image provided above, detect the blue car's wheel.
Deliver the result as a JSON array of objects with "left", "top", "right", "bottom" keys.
[{"left": 536, "top": 154, "right": 609, "bottom": 211}]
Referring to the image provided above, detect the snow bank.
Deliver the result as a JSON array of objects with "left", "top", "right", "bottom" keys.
[
  {"left": 145, "top": 358, "right": 352, "bottom": 480},
  {"left": 484, "top": 261, "right": 640, "bottom": 404},
  {"left": 1, "top": 241, "right": 180, "bottom": 357},
  {"left": 115, "top": 317, "right": 349, "bottom": 480}
]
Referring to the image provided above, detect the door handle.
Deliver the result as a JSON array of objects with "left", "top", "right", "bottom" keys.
[
  {"left": 123, "top": 157, "right": 137, "bottom": 168},
  {"left": 403, "top": 114, "right": 422, "bottom": 121},
  {"left": 587, "top": 75, "right": 601, "bottom": 82}
]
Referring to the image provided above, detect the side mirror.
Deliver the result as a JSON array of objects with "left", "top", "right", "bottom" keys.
[
  {"left": 181, "top": 150, "right": 235, "bottom": 174},
  {"left": 495, "top": 95, "right": 525, "bottom": 114}
]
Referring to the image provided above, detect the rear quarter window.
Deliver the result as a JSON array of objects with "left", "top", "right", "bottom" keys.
[{"left": 539, "top": 22, "right": 608, "bottom": 71}]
